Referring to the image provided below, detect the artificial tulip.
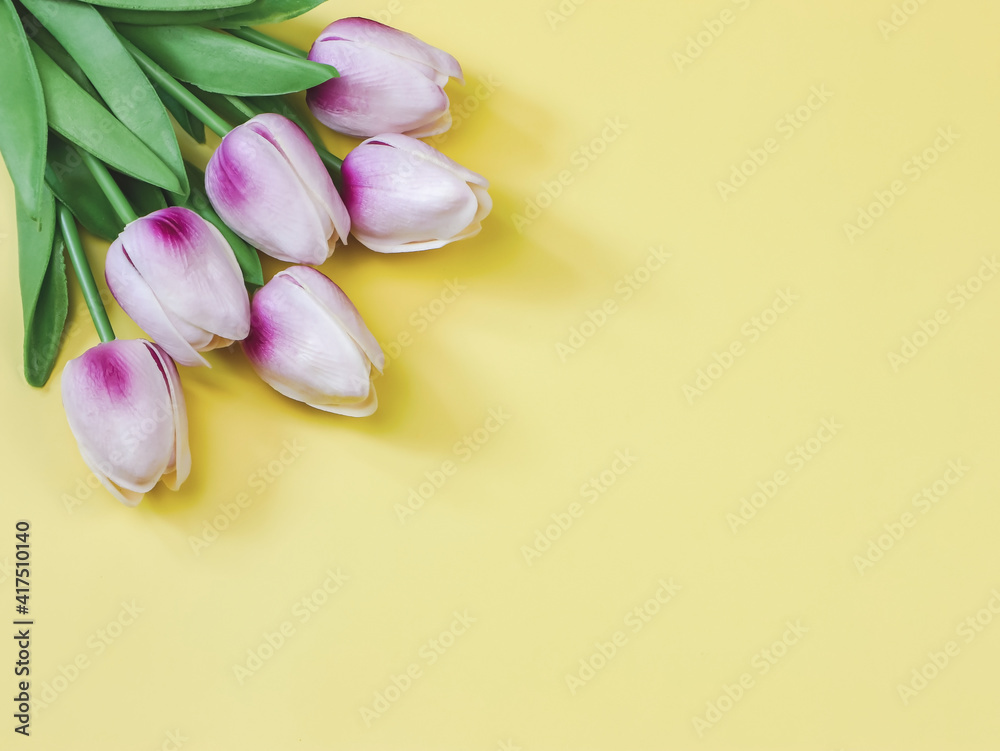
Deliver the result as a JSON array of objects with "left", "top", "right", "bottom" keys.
[
  {"left": 61, "top": 339, "right": 190, "bottom": 507},
  {"left": 307, "top": 17, "right": 462, "bottom": 138},
  {"left": 105, "top": 207, "right": 250, "bottom": 368},
  {"left": 242, "top": 266, "right": 384, "bottom": 416},
  {"left": 205, "top": 113, "right": 350, "bottom": 265},
  {"left": 341, "top": 133, "right": 491, "bottom": 253}
]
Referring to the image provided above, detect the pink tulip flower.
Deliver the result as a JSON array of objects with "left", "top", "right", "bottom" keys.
[
  {"left": 307, "top": 17, "right": 463, "bottom": 138},
  {"left": 205, "top": 113, "right": 350, "bottom": 265},
  {"left": 341, "top": 133, "right": 491, "bottom": 253},
  {"left": 61, "top": 339, "right": 190, "bottom": 506},
  {"left": 105, "top": 207, "right": 250, "bottom": 367},
  {"left": 242, "top": 266, "right": 384, "bottom": 416}
]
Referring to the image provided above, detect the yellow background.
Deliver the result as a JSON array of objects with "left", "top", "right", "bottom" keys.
[{"left": 3, "top": 0, "right": 1000, "bottom": 748}]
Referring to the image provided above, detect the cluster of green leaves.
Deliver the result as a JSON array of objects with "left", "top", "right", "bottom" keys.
[{"left": 0, "top": 0, "right": 332, "bottom": 386}]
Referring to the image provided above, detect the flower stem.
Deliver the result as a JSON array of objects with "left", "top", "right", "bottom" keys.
[
  {"left": 118, "top": 36, "right": 232, "bottom": 138},
  {"left": 318, "top": 148, "right": 343, "bottom": 178},
  {"left": 58, "top": 204, "right": 115, "bottom": 343},
  {"left": 229, "top": 27, "right": 308, "bottom": 59},
  {"left": 78, "top": 149, "right": 138, "bottom": 225}
]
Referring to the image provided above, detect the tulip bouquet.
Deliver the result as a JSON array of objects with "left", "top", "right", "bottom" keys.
[{"left": 0, "top": 0, "right": 491, "bottom": 505}]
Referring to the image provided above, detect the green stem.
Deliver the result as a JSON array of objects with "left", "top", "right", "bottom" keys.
[
  {"left": 78, "top": 149, "right": 138, "bottom": 225},
  {"left": 119, "top": 36, "right": 231, "bottom": 137},
  {"left": 318, "top": 148, "right": 343, "bottom": 179},
  {"left": 229, "top": 27, "right": 308, "bottom": 59},
  {"left": 58, "top": 205, "right": 115, "bottom": 344},
  {"left": 224, "top": 94, "right": 257, "bottom": 121}
]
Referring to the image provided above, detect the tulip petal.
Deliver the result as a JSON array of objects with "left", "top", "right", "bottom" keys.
[
  {"left": 77, "top": 447, "right": 146, "bottom": 507},
  {"left": 470, "top": 183, "right": 494, "bottom": 225},
  {"left": 206, "top": 123, "right": 332, "bottom": 264},
  {"left": 105, "top": 238, "right": 210, "bottom": 367},
  {"left": 119, "top": 208, "right": 251, "bottom": 343},
  {"left": 405, "top": 107, "right": 453, "bottom": 140},
  {"left": 246, "top": 114, "right": 350, "bottom": 246},
  {"left": 62, "top": 340, "right": 179, "bottom": 503},
  {"left": 145, "top": 341, "right": 190, "bottom": 491},
  {"left": 351, "top": 184, "right": 488, "bottom": 252},
  {"left": 280, "top": 266, "right": 384, "bottom": 372},
  {"left": 443, "top": 183, "right": 493, "bottom": 245},
  {"left": 315, "top": 17, "right": 462, "bottom": 83},
  {"left": 354, "top": 236, "right": 450, "bottom": 254},
  {"left": 310, "top": 377, "right": 378, "bottom": 417},
  {"left": 360, "top": 132, "right": 488, "bottom": 187},
  {"left": 307, "top": 41, "right": 451, "bottom": 138}
]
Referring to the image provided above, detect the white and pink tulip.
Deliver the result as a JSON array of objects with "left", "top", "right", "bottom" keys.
[
  {"left": 105, "top": 206, "right": 251, "bottom": 368},
  {"left": 307, "top": 17, "right": 462, "bottom": 138},
  {"left": 242, "top": 266, "right": 384, "bottom": 416},
  {"left": 205, "top": 113, "right": 350, "bottom": 265},
  {"left": 61, "top": 339, "right": 190, "bottom": 507},
  {"left": 340, "top": 133, "right": 491, "bottom": 253}
]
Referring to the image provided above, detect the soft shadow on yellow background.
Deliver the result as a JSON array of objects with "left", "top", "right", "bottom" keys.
[{"left": 2, "top": 1, "right": 1000, "bottom": 749}]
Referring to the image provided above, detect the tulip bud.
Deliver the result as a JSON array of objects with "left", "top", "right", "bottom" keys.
[
  {"left": 341, "top": 133, "right": 491, "bottom": 253},
  {"left": 242, "top": 266, "right": 384, "bottom": 416},
  {"left": 307, "top": 17, "right": 463, "bottom": 138},
  {"left": 105, "top": 207, "right": 251, "bottom": 368},
  {"left": 61, "top": 339, "right": 190, "bottom": 506},
  {"left": 205, "top": 113, "right": 350, "bottom": 265}
]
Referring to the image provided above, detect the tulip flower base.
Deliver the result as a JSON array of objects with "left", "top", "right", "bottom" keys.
[{"left": 0, "top": 2, "right": 491, "bottom": 505}]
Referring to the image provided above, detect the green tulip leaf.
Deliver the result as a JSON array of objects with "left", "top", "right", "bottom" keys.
[
  {"left": 29, "top": 40, "right": 183, "bottom": 194},
  {"left": 45, "top": 133, "right": 123, "bottom": 242},
  {"left": 0, "top": 0, "right": 47, "bottom": 219},
  {"left": 27, "top": 236, "right": 69, "bottom": 388},
  {"left": 116, "top": 23, "right": 336, "bottom": 96},
  {"left": 22, "top": 0, "right": 189, "bottom": 197},
  {"left": 210, "top": 0, "right": 328, "bottom": 27},
  {"left": 30, "top": 24, "right": 104, "bottom": 102},
  {"left": 17, "top": 186, "right": 68, "bottom": 388},
  {"left": 171, "top": 163, "right": 264, "bottom": 288},
  {"left": 102, "top": 0, "right": 325, "bottom": 27},
  {"left": 154, "top": 82, "right": 206, "bottom": 144},
  {"left": 89, "top": 0, "right": 252, "bottom": 10}
]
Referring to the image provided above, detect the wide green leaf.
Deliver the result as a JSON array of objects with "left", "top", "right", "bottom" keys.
[
  {"left": 27, "top": 235, "right": 68, "bottom": 387},
  {"left": 116, "top": 24, "right": 336, "bottom": 95},
  {"left": 171, "top": 162, "right": 263, "bottom": 288},
  {"left": 102, "top": 0, "right": 324, "bottom": 27},
  {"left": 16, "top": 186, "right": 68, "bottom": 387},
  {"left": 45, "top": 133, "right": 122, "bottom": 242},
  {"left": 155, "top": 82, "right": 206, "bottom": 144},
  {"left": 90, "top": 0, "right": 252, "bottom": 10},
  {"left": 29, "top": 40, "right": 183, "bottom": 194},
  {"left": 30, "top": 24, "right": 104, "bottom": 101},
  {"left": 0, "top": 0, "right": 47, "bottom": 218},
  {"left": 211, "top": 0, "right": 327, "bottom": 27},
  {"left": 23, "top": 0, "right": 189, "bottom": 197}
]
